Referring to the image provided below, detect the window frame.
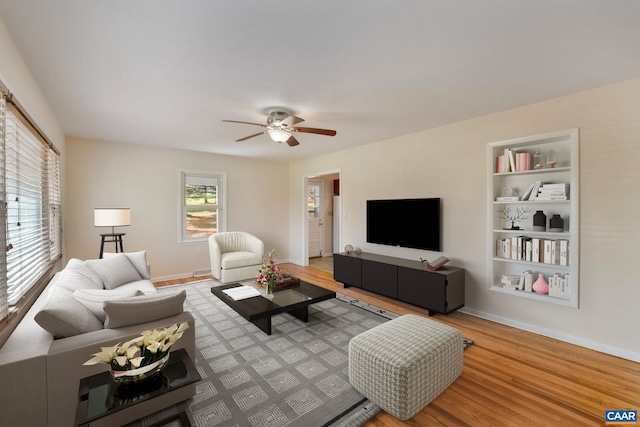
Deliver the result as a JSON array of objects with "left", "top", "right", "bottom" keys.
[
  {"left": 0, "top": 92, "right": 61, "bottom": 323},
  {"left": 178, "top": 169, "right": 227, "bottom": 243}
]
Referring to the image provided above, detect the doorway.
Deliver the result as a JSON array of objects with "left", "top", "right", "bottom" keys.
[
  {"left": 308, "top": 180, "right": 323, "bottom": 258},
  {"left": 303, "top": 171, "right": 341, "bottom": 266}
]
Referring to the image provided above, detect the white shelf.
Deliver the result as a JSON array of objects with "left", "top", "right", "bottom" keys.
[
  {"left": 487, "top": 129, "right": 579, "bottom": 308},
  {"left": 493, "top": 229, "right": 570, "bottom": 237},
  {"left": 489, "top": 285, "right": 575, "bottom": 307},
  {"left": 493, "top": 200, "right": 571, "bottom": 205},
  {"left": 493, "top": 166, "right": 571, "bottom": 177},
  {"left": 492, "top": 258, "right": 571, "bottom": 270}
]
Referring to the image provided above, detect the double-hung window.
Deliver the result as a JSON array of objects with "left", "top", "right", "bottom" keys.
[
  {"left": 179, "top": 170, "right": 226, "bottom": 242},
  {"left": 0, "top": 91, "right": 61, "bottom": 322}
]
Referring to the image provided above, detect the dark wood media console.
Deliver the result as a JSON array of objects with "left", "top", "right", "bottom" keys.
[{"left": 333, "top": 252, "right": 465, "bottom": 315}]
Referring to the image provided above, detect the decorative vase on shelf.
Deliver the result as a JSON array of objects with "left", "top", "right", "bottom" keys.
[
  {"left": 533, "top": 148, "right": 546, "bottom": 170},
  {"left": 549, "top": 214, "right": 564, "bottom": 232},
  {"left": 532, "top": 273, "right": 549, "bottom": 294},
  {"left": 533, "top": 210, "right": 546, "bottom": 231}
]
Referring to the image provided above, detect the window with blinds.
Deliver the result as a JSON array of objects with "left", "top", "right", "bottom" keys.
[{"left": 0, "top": 94, "right": 61, "bottom": 321}]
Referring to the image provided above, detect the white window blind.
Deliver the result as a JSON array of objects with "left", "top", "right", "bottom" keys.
[{"left": 0, "top": 95, "right": 61, "bottom": 321}]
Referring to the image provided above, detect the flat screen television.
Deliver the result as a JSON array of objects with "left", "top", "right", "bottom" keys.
[{"left": 366, "top": 198, "right": 441, "bottom": 251}]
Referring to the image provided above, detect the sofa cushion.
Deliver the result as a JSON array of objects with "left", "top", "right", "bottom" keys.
[
  {"left": 34, "top": 288, "right": 103, "bottom": 338},
  {"left": 115, "top": 279, "right": 158, "bottom": 295},
  {"left": 86, "top": 253, "right": 143, "bottom": 289},
  {"left": 103, "top": 290, "right": 186, "bottom": 329},
  {"left": 103, "top": 250, "right": 150, "bottom": 279},
  {"left": 72, "top": 288, "right": 143, "bottom": 322},
  {"left": 55, "top": 259, "right": 104, "bottom": 291},
  {"left": 221, "top": 251, "right": 263, "bottom": 269}
]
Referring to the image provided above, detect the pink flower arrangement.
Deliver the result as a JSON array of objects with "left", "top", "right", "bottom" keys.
[{"left": 257, "top": 248, "right": 285, "bottom": 293}]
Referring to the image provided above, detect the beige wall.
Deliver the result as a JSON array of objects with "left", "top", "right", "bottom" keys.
[
  {"left": 289, "top": 78, "right": 640, "bottom": 361},
  {"left": 65, "top": 138, "right": 290, "bottom": 280}
]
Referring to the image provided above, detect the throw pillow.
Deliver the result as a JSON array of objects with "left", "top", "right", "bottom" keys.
[
  {"left": 72, "top": 288, "right": 143, "bottom": 322},
  {"left": 103, "top": 250, "right": 150, "bottom": 279},
  {"left": 103, "top": 290, "right": 186, "bottom": 329},
  {"left": 86, "top": 253, "right": 143, "bottom": 289},
  {"left": 54, "top": 258, "right": 104, "bottom": 291},
  {"left": 34, "top": 287, "right": 103, "bottom": 338}
]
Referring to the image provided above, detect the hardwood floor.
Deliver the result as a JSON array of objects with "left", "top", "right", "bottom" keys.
[{"left": 155, "top": 264, "right": 640, "bottom": 427}]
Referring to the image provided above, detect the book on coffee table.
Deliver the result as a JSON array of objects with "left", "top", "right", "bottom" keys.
[{"left": 222, "top": 286, "right": 261, "bottom": 301}]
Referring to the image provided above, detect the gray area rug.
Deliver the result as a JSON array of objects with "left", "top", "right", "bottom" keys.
[{"left": 131, "top": 279, "right": 473, "bottom": 427}]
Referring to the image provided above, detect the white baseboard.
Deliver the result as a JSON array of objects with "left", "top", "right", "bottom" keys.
[{"left": 459, "top": 307, "right": 640, "bottom": 363}]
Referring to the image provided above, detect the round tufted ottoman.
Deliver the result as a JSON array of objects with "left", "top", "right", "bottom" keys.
[{"left": 348, "top": 314, "right": 463, "bottom": 420}]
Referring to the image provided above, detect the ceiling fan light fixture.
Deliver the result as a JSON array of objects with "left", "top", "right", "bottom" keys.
[{"left": 268, "top": 129, "right": 291, "bottom": 143}]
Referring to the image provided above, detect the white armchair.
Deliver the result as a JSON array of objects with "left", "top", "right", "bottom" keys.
[{"left": 208, "top": 232, "right": 264, "bottom": 283}]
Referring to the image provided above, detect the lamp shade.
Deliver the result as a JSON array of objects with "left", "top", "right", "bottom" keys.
[
  {"left": 94, "top": 208, "right": 131, "bottom": 227},
  {"left": 267, "top": 129, "right": 291, "bottom": 143}
]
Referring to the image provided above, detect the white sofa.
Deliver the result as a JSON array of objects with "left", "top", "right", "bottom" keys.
[
  {"left": 0, "top": 252, "right": 196, "bottom": 427},
  {"left": 208, "top": 231, "right": 264, "bottom": 283}
]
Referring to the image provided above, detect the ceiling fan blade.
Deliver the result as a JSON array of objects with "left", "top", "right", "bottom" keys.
[
  {"left": 286, "top": 135, "right": 300, "bottom": 147},
  {"left": 222, "top": 120, "right": 267, "bottom": 128},
  {"left": 236, "top": 131, "right": 266, "bottom": 142},
  {"left": 282, "top": 115, "right": 305, "bottom": 126},
  {"left": 291, "top": 127, "right": 337, "bottom": 136}
]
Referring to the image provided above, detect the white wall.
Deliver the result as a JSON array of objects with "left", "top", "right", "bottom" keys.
[
  {"left": 0, "top": 20, "right": 64, "bottom": 149},
  {"left": 0, "top": 18, "right": 67, "bottom": 254},
  {"left": 65, "top": 137, "right": 290, "bottom": 280},
  {"left": 288, "top": 78, "right": 640, "bottom": 361}
]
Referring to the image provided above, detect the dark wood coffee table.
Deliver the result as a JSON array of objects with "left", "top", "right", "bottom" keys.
[{"left": 211, "top": 281, "right": 336, "bottom": 335}]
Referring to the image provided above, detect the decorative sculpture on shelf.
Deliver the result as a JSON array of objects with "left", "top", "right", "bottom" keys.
[{"left": 497, "top": 206, "right": 532, "bottom": 230}]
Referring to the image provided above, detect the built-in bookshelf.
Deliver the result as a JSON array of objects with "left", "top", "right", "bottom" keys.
[{"left": 487, "top": 129, "right": 579, "bottom": 308}]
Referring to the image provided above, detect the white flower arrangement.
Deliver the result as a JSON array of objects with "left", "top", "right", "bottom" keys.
[{"left": 83, "top": 322, "right": 189, "bottom": 371}]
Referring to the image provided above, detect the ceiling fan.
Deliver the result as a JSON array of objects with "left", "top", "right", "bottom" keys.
[{"left": 223, "top": 109, "right": 337, "bottom": 147}]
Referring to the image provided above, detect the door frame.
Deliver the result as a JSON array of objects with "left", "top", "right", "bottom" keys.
[{"left": 301, "top": 169, "right": 341, "bottom": 266}]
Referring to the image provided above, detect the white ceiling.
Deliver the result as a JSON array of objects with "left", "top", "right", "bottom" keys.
[{"left": 1, "top": 1, "right": 639, "bottom": 162}]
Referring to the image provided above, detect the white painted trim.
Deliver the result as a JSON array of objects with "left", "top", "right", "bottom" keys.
[
  {"left": 459, "top": 307, "right": 640, "bottom": 363},
  {"left": 177, "top": 168, "right": 228, "bottom": 243}
]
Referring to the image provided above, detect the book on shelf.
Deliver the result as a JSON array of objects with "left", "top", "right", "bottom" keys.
[
  {"left": 425, "top": 256, "right": 449, "bottom": 271},
  {"left": 501, "top": 274, "right": 520, "bottom": 286},
  {"left": 531, "top": 238, "right": 541, "bottom": 263},
  {"left": 516, "top": 152, "right": 532, "bottom": 171},
  {"left": 535, "top": 194, "right": 568, "bottom": 201},
  {"left": 503, "top": 239, "right": 511, "bottom": 259},
  {"left": 543, "top": 240, "right": 553, "bottom": 264},
  {"left": 496, "top": 196, "right": 520, "bottom": 202},
  {"left": 507, "top": 149, "right": 516, "bottom": 173},
  {"left": 559, "top": 239, "right": 570, "bottom": 266},
  {"left": 528, "top": 181, "right": 542, "bottom": 201},
  {"left": 548, "top": 273, "right": 570, "bottom": 300},
  {"left": 551, "top": 240, "right": 561, "bottom": 264},
  {"left": 521, "top": 182, "right": 536, "bottom": 201},
  {"left": 496, "top": 155, "right": 506, "bottom": 173},
  {"left": 534, "top": 183, "right": 569, "bottom": 200},
  {"left": 540, "top": 183, "right": 569, "bottom": 191},
  {"left": 523, "top": 270, "right": 533, "bottom": 292}
]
